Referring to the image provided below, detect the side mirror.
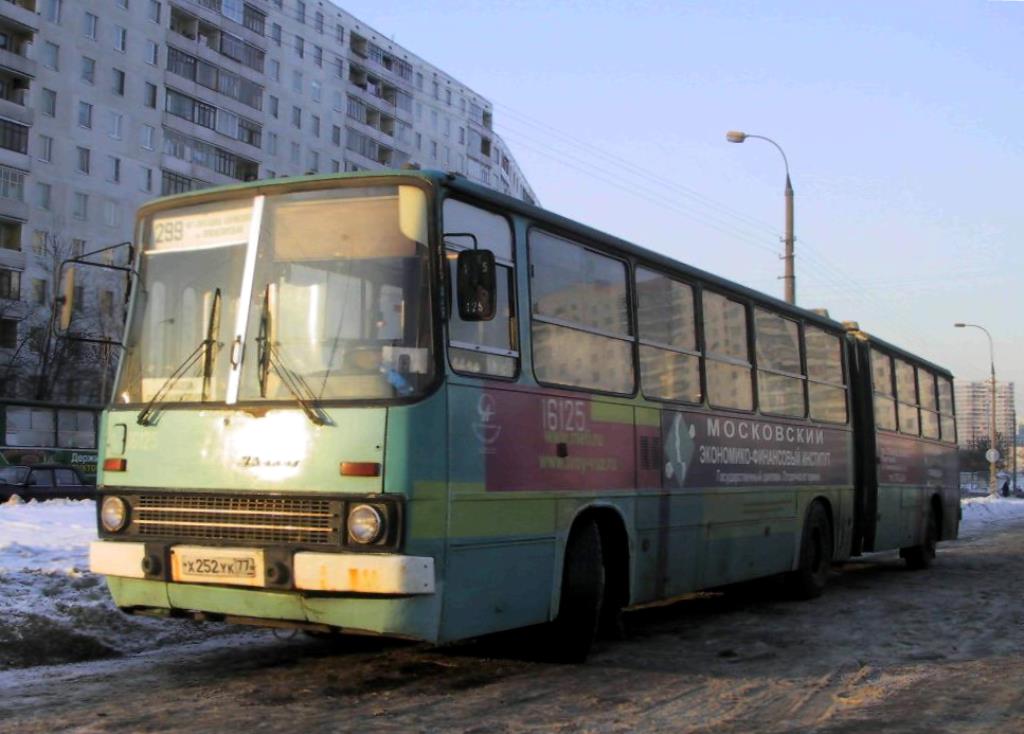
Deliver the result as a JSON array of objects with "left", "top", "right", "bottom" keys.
[
  {"left": 456, "top": 249, "right": 496, "bottom": 321},
  {"left": 57, "top": 265, "right": 75, "bottom": 333}
]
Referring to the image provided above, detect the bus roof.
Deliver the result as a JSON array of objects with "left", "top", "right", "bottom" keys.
[{"left": 140, "top": 169, "right": 950, "bottom": 375}]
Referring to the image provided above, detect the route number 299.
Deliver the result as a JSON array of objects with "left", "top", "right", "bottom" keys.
[
  {"left": 153, "top": 220, "right": 184, "bottom": 244},
  {"left": 542, "top": 398, "right": 587, "bottom": 432}
]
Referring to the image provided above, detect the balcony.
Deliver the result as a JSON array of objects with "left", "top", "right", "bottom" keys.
[
  {"left": 0, "top": 2, "right": 39, "bottom": 34},
  {"left": 0, "top": 96, "right": 31, "bottom": 126},
  {"left": 0, "top": 47, "right": 35, "bottom": 79}
]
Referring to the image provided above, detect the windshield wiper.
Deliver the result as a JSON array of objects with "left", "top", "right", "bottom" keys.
[
  {"left": 255, "top": 284, "right": 330, "bottom": 427},
  {"left": 137, "top": 289, "right": 222, "bottom": 426}
]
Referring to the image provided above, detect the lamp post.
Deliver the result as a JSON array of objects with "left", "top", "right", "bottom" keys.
[
  {"left": 954, "top": 322, "right": 999, "bottom": 497},
  {"left": 727, "top": 130, "right": 795, "bottom": 305}
]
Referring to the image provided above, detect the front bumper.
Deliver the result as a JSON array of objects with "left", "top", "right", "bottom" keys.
[{"left": 90, "top": 541, "right": 435, "bottom": 595}]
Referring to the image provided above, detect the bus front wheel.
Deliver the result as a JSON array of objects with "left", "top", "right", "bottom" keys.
[
  {"left": 549, "top": 519, "right": 605, "bottom": 663},
  {"left": 787, "top": 502, "right": 833, "bottom": 599}
]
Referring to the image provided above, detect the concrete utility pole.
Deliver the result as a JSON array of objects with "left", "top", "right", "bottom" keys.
[
  {"left": 955, "top": 323, "right": 999, "bottom": 497},
  {"left": 727, "top": 131, "right": 795, "bottom": 305}
]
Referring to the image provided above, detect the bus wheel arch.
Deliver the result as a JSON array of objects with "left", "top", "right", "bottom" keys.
[{"left": 901, "top": 495, "right": 941, "bottom": 570}]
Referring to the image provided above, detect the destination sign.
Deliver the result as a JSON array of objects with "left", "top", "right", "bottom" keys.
[{"left": 149, "top": 204, "right": 253, "bottom": 252}]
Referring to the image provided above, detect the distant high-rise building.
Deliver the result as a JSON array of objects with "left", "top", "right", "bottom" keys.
[
  {"left": 0, "top": 0, "right": 535, "bottom": 403},
  {"left": 953, "top": 379, "right": 1017, "bottom": 449}
]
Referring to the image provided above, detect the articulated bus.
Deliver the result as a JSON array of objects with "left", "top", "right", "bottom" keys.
[{"left": 84, "top": 170, "right": 959, "bottom": 660}]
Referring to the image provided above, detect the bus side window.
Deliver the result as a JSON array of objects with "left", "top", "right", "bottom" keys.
[
  {"left": 871, "top": 349, "right": 897, "bottom": 431},
  {"left": 918, "top": 368, "right": 940, "bottom": 440},
  {"left": 804, "top": 326, "right": 847, "bottom": 424},
  {"left": 636, "top": 267, "right": 700, "bottom": 403},
  {"left": 937, "top": 376, "right": 956, "bottom": 443},
  {"left": 754, "top": 308, "right": 804, "bottom": 418},
  {"left": 894, "top": 357, "right": 920, "bottom": 436},
  {"left": 702, "top": 291, "right": 752, "bottom": 411},
  {"left": 529, "top": 230, "right": 633, "bottom": 394},
  {"left": 442, "top": 198, "right": 517, "bottom": 378}
]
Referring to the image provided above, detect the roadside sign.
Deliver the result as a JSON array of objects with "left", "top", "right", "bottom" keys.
[{"left": 986, "top": 448, "right": 1001, "bottom": 463}]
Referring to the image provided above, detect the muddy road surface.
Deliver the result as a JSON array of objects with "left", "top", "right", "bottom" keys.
[{"left": 3, "top": 518, "right": 1024, "bottom": 734}]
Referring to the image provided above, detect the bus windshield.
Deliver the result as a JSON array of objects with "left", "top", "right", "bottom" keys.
[{"left": 117, "top": 184, "right": 434, "bottom": 406}]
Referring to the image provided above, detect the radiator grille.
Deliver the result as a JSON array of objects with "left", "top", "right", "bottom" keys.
[{"left": 132, "top": 494, "right": 341, "bottom": 546}]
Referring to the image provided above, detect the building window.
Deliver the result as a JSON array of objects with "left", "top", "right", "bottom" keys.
[
  {"left": 290, "top": 142, "right": 299, "bottom": 165},
  {"left": 311, "top": 80, "right": 321, "bottom": 102},
  {"left": 0, "top": 120, "right": 28, "bottom": 154},
  {"left": 41, "top": 42, "right": 59, "bottom": 70},
  {"left": 109, "top": 111, "right": 124, "bottom": 140},
  {"left": 314, "top": 11, "right": 323, "bottom": 32},
  {"left": 32, "top": 278, "right": 47, "bottom": 305},
  {"left": 266, "top": 132, "right": 277, "bottom": 155},
  {"left": 0, "top": 319, "right": 17, "bottom": 348},
  {"left": 141, "top": 166, "right": 153, "bottom": 192},
  {"left": 336, "top": 24, "right": 344, "bottom": 44},
  {"left": 313, "top": 45, "right": 322, "bottom": 67},
  {"left": 114, "top": 26, "right": 127, "bottom": 53},
  {"left": 291, "top": 70, "right": 302, "bottom": 93},
  {"left": 145, "top": 40, "right": 159, "bottom": 65},
  {"left": 76, "top": 146, "right": 90, "bottom": 174},
  {"left": 141, "top": 124, "right": 155, "bottom": 150},
  {"left": 0, "top": 167, "right": 24, "bottom": 202},
  {"left": 72, "top": 192, "right": 89, "bottom": 220},
  {"left": 291, "top": 106, "right": 301, "bottom": 129},
  {"left": 37, "top": 135, "right": 53, "bottom": 163},
  {"left": 84, "top": 12, "right": 98, "bottom": 40},
  {"left": 44, "top": 0, "right": 62, "bottom": 24},
  {"left": 41, "top": 89, "right": 57, "bottom": 117},
  {"left": 271, "top": 23, "right": 281, "bottom": 45},
  {"left": 107, "top": 156, "right": 121, "bottom": 183},
  {"left": 268, "top": 58, "right": 279, "bottom": 82},
  {"left": 112, "top": 68, "right": 126, "bottom": 96},
  {"left": 294, "top": 35, "right": 304, "bottom": 59},
  {"left": 311, "top": 115, "right": 320, "bottom": 137},
  {"left": 104, "top": 200, "right": 120, "bottom": 228},
  {"left": 78, "top": 101, "right": 93, "bottom": 128},
  {"left": 269, "top": 95, "right": 278, "bottom": 118},
  {"left": 81, "top": 56, "right": 95, "bottom": 84},
  {"left": 148, "top": 1, "right": 161, "bottom": 23},
  {"left": 145, "top": 82, "right": 157, "bottom": 108},
  {"left": 0, "top": 269, "right": 20, "bottom": 300},
  {"left": 0, "top": 219, "right": 21, "bottom": 250}
]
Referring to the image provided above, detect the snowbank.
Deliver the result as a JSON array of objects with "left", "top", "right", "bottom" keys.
[
  {"left": 960, "top": 496, "right": 1024, "bottom": 533},
  {"left": 4, "top": 495, "right": 1024, "bottom": 671},
  {"left": 0, "top": 498, "right": 237, "bottom": 670}
]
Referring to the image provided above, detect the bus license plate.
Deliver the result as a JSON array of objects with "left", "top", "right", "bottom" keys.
[{"left": 171, "top": 546, "right": 265, "bottom": 587}]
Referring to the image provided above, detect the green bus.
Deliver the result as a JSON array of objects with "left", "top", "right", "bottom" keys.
[
  {"left": 84, "top": 170, "right": 959, "bottom": 660},
  {"left": 0, "top": 400, "right": 100, "bottom": 481}
]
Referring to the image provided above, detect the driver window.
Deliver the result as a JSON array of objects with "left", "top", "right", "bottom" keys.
[{"left": 443, "top": 198, "right": 517, "bottom": 378}]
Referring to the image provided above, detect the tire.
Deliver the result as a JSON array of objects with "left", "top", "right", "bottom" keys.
[
  {"left": 787, "top": 502, "right": 833, "bottom": 600},
  {"left": 902, "top": 507, "right": 938, "bottom": 570},
  {"left": 548, "top": 520, "right": 605, "bottom": 663}
]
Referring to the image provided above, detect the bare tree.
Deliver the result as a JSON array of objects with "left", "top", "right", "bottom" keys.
[{"left": 9, "top": 231, "right": 126, "bottom": 403}]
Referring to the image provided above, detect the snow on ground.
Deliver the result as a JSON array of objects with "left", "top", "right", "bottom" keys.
[
  {"left": 3, "top": 495, "right": 1024, "bottom": 672},
  {"left": 0, "top": 498, "right": 239, "bottom": 670},
  {"left": 960, "top": 495, "right": 1024, "bottom": 533}
]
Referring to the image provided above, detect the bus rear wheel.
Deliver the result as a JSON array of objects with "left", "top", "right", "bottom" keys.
[
  {"left": 548, "top": 519, "right": 605, "bottom": 663},
  {"left": 787, "top": 502, "right": 833, "bottom": 600},
  {"left": 901, "top": 507, "right": 938, "bottom": 570}
]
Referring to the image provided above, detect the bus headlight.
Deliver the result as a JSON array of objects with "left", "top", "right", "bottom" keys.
[
  {"left": 100, "top": 496, "right": 129, "bottom": 533},
  {"left": 347, "top": 504, "right": 384, "bottom": 544}
]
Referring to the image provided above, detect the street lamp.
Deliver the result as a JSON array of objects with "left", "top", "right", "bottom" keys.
[
  {"left": 954, "top": 322, "right": 999, "bottom": 497},
  {"left": 727, "top": 130, "right": 795, "bottom": 305}
]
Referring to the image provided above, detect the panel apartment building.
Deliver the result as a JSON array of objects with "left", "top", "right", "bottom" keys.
[
  {"left": 0, "top": 0, "right": 536, "bottom": 403},
  {"left": 953, "top": 379, "right": 1017, "bottom": 450}
]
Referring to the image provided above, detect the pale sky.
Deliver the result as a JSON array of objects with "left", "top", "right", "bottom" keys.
[{"left": 337, "top": 0, "right": 1023, "bottom": 412}]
